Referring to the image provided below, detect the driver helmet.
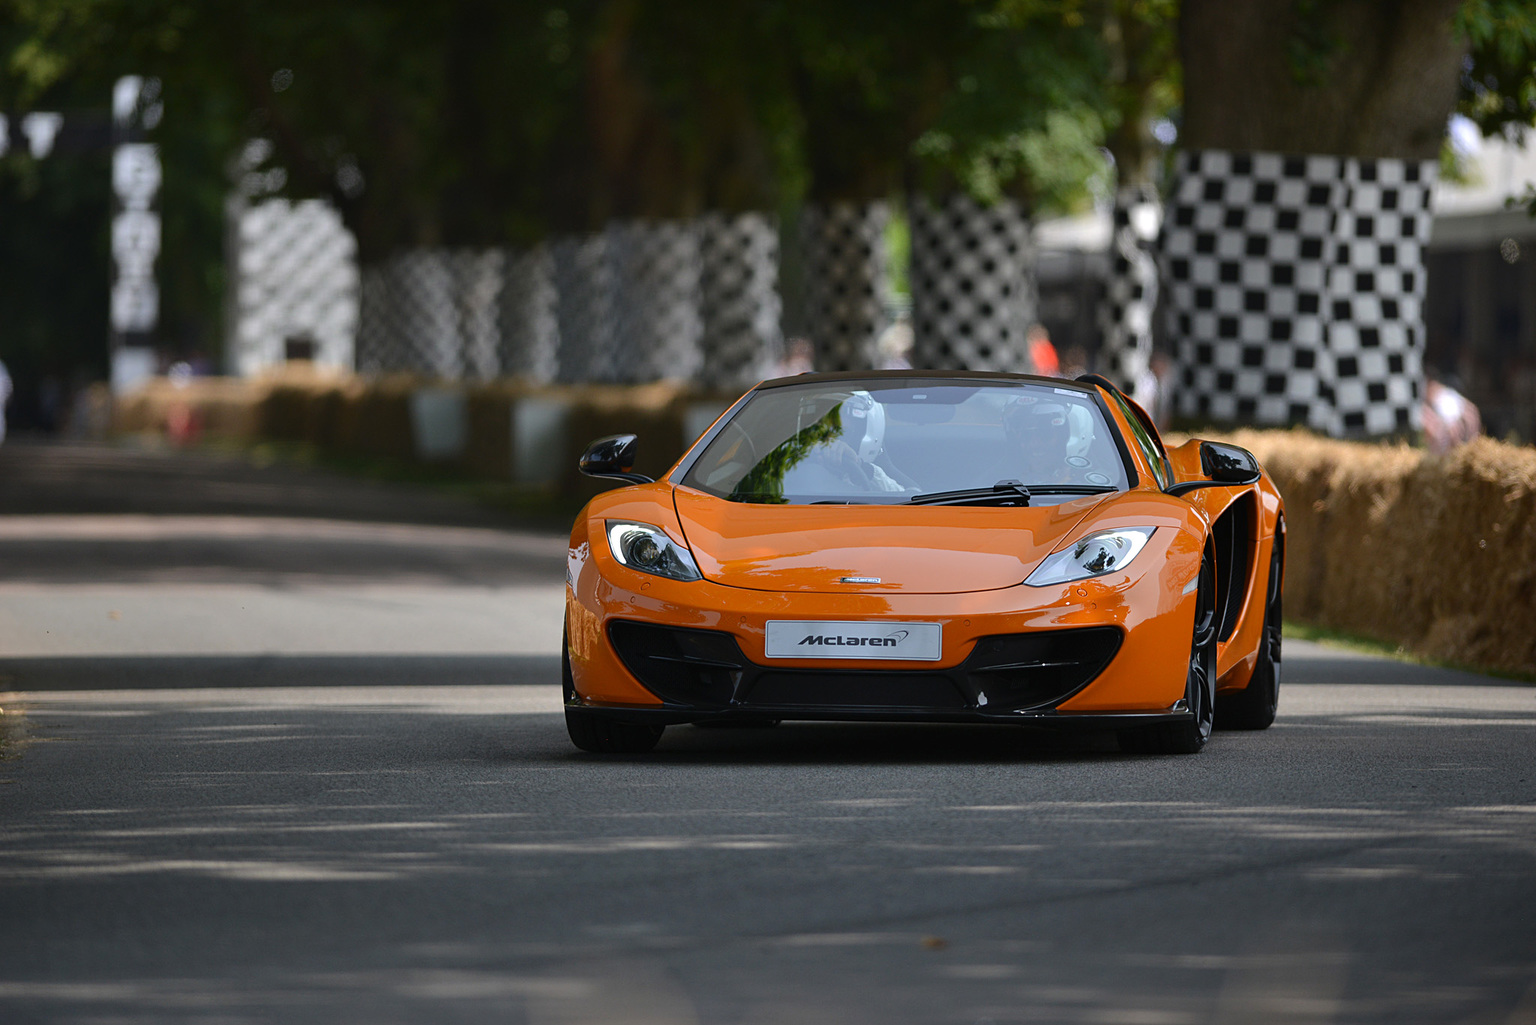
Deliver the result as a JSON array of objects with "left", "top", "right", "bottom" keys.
[
  {"left": 1002, "top": 398, "right": 1071, "bottom": 463},
  {"left": 840, "top": 390, "right": 886, "bottom": 461}
]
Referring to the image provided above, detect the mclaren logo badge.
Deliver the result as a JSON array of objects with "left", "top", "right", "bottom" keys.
[{"left": 799, "top": 630, "right": 910, "bottom": 648}]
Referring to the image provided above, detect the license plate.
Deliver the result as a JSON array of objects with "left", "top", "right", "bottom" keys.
[{"left": 764, "top": 621, "right": 942, "bottom": 661}]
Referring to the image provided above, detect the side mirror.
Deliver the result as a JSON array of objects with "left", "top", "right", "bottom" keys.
[
  {"left": 578, "top": 434, "right": 655, "bottom": 485},
  {"left": 1200, "top": 441, "right": 1261, "bottom": 485},
  {"left": 1166, "top": 441, "right": 1261, "bottom": 497}
]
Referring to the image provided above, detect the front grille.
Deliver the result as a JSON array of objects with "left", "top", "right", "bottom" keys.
[
  {"left": 746, "top": 671, "right": 967, "bottom": 709},
  {"left": 607, "top": 620, "right": 1121, "bottom": 714}
]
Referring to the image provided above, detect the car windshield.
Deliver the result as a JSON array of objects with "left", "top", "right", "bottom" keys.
[{"left": 680, "top": 379, "right": 1131, "bottom": 505}]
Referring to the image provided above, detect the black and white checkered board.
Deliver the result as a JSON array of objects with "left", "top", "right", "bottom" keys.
[
  {"left": 607, "top": 220, "right": 704, "bottom": 384},
  {"left": 798, "top": 202, "right": 890, "bottom": 371},
  {"left": 909, "top": 193, "right": 1035, "bottom": 372},
  {"left": 1162, "top": 150, "right": 1434, "bottom": 436},
  {"left": 1098, "top": 184, "right": 1161, "bottom": 391},
  {"left": 697, "top": 212, "right": 783, "bottom": 387}
]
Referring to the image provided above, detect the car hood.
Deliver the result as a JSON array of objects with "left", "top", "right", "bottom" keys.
[{"left": 672, "top": 486, "right": 1109, "bottom": 594}]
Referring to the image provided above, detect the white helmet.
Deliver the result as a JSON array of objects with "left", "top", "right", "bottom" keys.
[{"left": 840, "top": 390, "right": 886, "bottom": 461}]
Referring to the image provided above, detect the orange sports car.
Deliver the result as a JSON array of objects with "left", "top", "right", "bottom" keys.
[{"left": 563, "top": 371, "right": 1284, "bottom": 755}]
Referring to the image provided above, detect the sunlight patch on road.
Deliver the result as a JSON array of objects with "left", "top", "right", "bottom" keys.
[{"left": 0, "top": 583, "right": 565, "bottom": 657}]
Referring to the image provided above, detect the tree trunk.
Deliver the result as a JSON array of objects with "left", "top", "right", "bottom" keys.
[
  {"left": 499, "top": 245, "right": 560, "bottom": 385},
  {"left": 1169, "top": 0, "right": 1462, "bottom": 436},
  {"left": 796, "top": 203, "right": 891, "bottom": 372},
  {"left": 1163, "top": 151, "right": 1435, "bottom": 436},
  {"left": 552, "top": 234, "right": 617, "bottom": 383},
  {"left": 1181, "top": 0, "right": 1463, "bottom": 161},
  {"left": 908, "top": 193, "right": 1036, "bottom": 373},
  {"left": 606, "top": 220, "right": 704, "bottom": 383},
  {"left": 1097, "top": 184, "right": 1161, "bottom": 392},
  {"left": 697, "top": 212, "right": 783, "bottom": 387}
]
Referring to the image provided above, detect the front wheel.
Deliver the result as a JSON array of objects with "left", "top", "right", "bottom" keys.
[{"left": 1120, "top": 555, "right": 1217, "bottom": 755}]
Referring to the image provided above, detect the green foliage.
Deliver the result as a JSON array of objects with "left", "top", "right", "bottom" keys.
[
  {"left": 0, "top": 0, "right": 1153, "bottom": 369},
  {"left": 1456, "top": 0, "right": 1536, "bottom": 142}
]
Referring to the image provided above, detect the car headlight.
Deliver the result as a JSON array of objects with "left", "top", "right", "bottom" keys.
[
  {"left": 1025, "top": 526, "right": 1156, "bottom": 586},
  {"left": 605, "top": 521, "right": 702, "bottom": 582}
]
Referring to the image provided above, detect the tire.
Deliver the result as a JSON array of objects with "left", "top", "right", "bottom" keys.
[
  {"left": 1216, "top": 532, "right": 1282, "bottom": 730},
  {"left": 563, "top": 628, "right": 664, "bottom": 754},
  {"left": 1120, "top": 554, "right": 1218, "bottom": 755}
]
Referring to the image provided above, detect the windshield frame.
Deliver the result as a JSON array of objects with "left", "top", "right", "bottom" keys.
[{"left": 667, "top": 371, "right": 1140, "bottom": 500}]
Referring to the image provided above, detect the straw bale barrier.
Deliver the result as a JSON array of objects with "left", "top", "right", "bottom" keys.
[
  {"left": 112, "top": 376, "right": 267, "bottom": 439},
  {"left": 1218, "top": 430, "right": 1536, "bottom": 677}
]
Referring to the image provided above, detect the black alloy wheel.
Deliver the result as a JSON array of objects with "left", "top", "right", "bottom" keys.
[
  {"left": 563, "top": 629, "right": 665, "bottom": 754},
  {"left": 1216, "top": 531, "right": 1283, "bottom": 730},
  {"left": 1121, "top": 554, "right": 1218, "bottom": 754}
]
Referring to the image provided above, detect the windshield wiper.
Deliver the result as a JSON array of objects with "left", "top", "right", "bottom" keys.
[{"left": 907, "top": 480, "right": 1117, "bottom": 507}]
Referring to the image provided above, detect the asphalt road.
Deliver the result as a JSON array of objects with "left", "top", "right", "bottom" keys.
[{"left": 2, "top": 439, "right": 1534, "bottom": 1024}]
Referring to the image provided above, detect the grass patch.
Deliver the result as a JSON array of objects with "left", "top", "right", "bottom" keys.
[
  {"left": 1284, "top": 620, "right": 1536, "bottom": 684},
  {"left": 0, "top": 695, "right": 28, "bottom": 763}
]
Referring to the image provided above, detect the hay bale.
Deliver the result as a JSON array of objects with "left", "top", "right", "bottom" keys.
[
  {"left": 1182, "top": 428, "right": 1536, "bottom": 676},
  {"left": 112, "top": 377, "right": 267, "bottom": 440},
  {"left": 464, "top": 380, "right": 536, "bottom": 479},
  {"left": 338, "top": 374, "right": 419, "bottom": 461}
]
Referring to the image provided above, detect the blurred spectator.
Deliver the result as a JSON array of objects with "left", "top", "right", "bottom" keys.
[
  {"left": 0, "top": 357, "right": 10, "bottom": 444},
  {"left": 773, "top": 337, "right": 815, "bottom": 377},
  {"left": 1026, "top": 323, "right": 1060, "bottom": 377},
  {"left": 1422, "top": 373, "right": 1482, "bottom": 454},
  {"left": 1133, "top": 350, "right": 1175, "bottom": 431},
  {"left": 1059, "top": 345, "right": 1089, "bottom": 380},
  {"left": 877, "top": 316, "right": 914, "bottom": 370}
]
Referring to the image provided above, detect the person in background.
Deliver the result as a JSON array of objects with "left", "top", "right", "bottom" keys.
[
  {"left": 1026, "top": 323, "right": 1060, "bottom": 377},
  {"left": 0, "top": 357, "right": 11, "bottom": 445},
  {"left": 1133, "top": 350, "right": 1175, "bottom": 431},
  {"left": 1422, "top": 372, "right": 1482, "bottom": 454},
  {"left": 876, "top": 316, "right": 914, "bottom": 370}
]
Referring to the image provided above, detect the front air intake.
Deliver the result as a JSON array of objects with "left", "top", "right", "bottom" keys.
[{"left": 608, "top": 619, "right": 1122, "bottom": 714}]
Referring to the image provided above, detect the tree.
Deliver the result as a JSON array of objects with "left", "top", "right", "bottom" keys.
[{"left": 1165, "top": 0, "right": 1536, "bottom": 437}]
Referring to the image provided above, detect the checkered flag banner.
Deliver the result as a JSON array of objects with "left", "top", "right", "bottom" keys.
[
  {"left": 355, "top": 249, "right": 502, "bottom": 379},
  {"left": 798, "top": 202, "right": 890, "bottom": 371},
  {"left": 231, "top": 199, "right": 358, "bottom": 376},
  {"left": 909, "top": 192, "right": 1035, "bottom": 372},
  {"left": 551, "top": 233, "right": 617, "bottom": 383},
  {"left": 1098, "top": 184, "right": 1161, "bottom": 392},
  {"left": 607, "top": 220, "right": 704, "bottom": 383},
  {"left": 697, "top": 212, "right": 782, "bottom": 387},
  {"left": 499, "top": 244, "right": 559, "bottom": 384},
  {"left": 352, "top": 215, "right": 782, "bottom": 385},
  {"left": 1163, "top": 149, "right": 1435, "bottom": 436}
]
